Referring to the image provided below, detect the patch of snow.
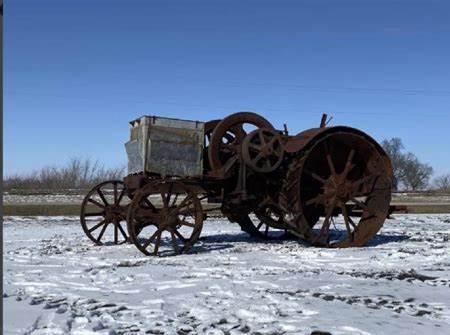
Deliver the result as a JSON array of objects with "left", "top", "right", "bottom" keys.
[{"left": 3, "top": 214, "right": 450, "bottom": 334}]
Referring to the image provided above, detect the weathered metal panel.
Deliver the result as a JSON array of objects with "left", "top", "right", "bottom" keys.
[{"left": 125, "top": 116, "right": 204, "bottom": 177}]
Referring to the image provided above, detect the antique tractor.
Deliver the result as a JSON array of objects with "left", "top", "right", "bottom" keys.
[{"left": 80, "top": 112, "right": 393, "bottom": 256}]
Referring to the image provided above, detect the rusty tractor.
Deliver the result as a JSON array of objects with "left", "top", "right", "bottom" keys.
[{"left": 80, "top": 112, "right": 394, "bottom": 256}]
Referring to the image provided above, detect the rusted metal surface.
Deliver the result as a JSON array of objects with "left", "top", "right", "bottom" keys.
[
  {"left": 81, "top": 112, "right": 395, "bottom": 256},
  {"left": 280, "top": 128, "right": 392, "bottom": 247},
  {"left": 207, "top": 112, "right": 274, "bottom": 177},
  {"left": 242, "top": 128, "right": 284, "bottom": 173}
]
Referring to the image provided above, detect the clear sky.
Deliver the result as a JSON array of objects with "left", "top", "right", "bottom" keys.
[{"left": 4, "top": 0, "right": 450, "bottom": 177}]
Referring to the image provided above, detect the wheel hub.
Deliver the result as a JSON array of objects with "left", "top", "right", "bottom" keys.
[
  {"left": 242, "top": 128, "right": 284, "bottom": 173},
  {"left": 104, "top": 205, "right": 123, "bottom": 222},
  {"left": 323, "top": 175, "right": 352, "bottom": 206},
  {"left": 159, "top": 210, "right": 179, "bottom": 231},
  {"left": 260, "top": 144, "right": 272, "bottom": 156}
]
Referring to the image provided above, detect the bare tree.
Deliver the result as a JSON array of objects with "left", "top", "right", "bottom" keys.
[
  {"left": 433, "top": 174, "right": 450, "bottom": 191},
  {"left": 3, "top": 157, "right": 126, "bottom": 191},
  {"left": 381, "top": 138, "right": 405, "bottom": 190},
  {"left": 402, "top": 153, "right": 433, "bottom": 190},
  {"left": 381, "top": 137, "right": 435, "bottom": 190}
]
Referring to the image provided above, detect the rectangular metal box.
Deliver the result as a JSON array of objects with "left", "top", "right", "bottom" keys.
[{"left": 125, "top": 116, "right": 204, "bottom": 177}]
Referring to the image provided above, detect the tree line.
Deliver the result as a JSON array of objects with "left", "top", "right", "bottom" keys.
[
  {"left": 3, "top": 142, "right": 449, "bottom": 192},
  {"left": 3, "top": 158, "right": 125, "bottom": 192},
  {"left": 381, "top": 138, "right": 449, "bottom": 191}
]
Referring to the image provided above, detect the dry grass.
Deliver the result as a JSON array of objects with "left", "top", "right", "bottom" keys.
[
  {"left": 4, "top": 158, "right": 125, "bottom": 192},
  {"left": 3, "top": 204, "right": 83, "bottom": 216}
]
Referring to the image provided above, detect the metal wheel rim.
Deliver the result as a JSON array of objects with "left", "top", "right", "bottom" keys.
[
  {"left": 242, "top": 128, "right": 284, "bottom": 173},
  {"left": 208, "top": 112, "right": 275, "bottom": 173},
  {"left": 80, "top": 180, "right": 129, "bottom": 246},
  {"left": 286, "top": 132, "right": 392, "bottom": 247},
  {"left": 127, "top": 180, "right": 204, "bottom": 256},
  {"left": 231, "top": 211, "right": 286, "bottom": 240}
]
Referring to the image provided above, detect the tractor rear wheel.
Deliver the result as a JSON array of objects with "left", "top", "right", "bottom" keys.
[{"left": 281, "top": 130, "right": 392, "bottom": 247}]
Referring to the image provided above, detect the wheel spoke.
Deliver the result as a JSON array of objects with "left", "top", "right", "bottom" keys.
[
  {"left": 96, "top": 223, "right": 108, "bottom": 243},
  {"left": 116, "top": 188, "right": 125, "bottom": 204},
  {"left": 97, "top": 189, "right": 109, "bottom": 206},
  {"left": 117, "top": 222, "right": 128, "bottom": 239},
  {"left": 88, "top": 198, "right": 105, "bottom": 209},
  {"left": 143, "top": 228, "right": 162, "bottom": 250},
  {"left": 351, "top": 197, "right": 378, "bottom": 217},
  {"left": 153, "top": 231, "right": 162, "bottom": 255},
  {"left": 177, "top": 195, "right": 194, "bottom": 211},
  {"left": 258, "top": 130, "right": 266, "bottom": 145},
  {"left": 174, "top": 229, "right": 187, "bottom": 243},
  {"left": 223, "top": 155, "right": 238, "bottom": 173},
  {"left": 313, "top": 205, "right": 334, "bottom": 244},
  {"left": 341, "top": 205, "right": 354, "bottom": 241},
  {"left": 233, "top": 124, "right": 246, "bottom": 141},
  {"left": 179, "top": 219, "right": 195, "bottom": 228},
  {"left": 326, "top": 154, "right": 336, "bottom": 176},
  {"left": 254, "top": 152, "right": 264, "bottom": 163},
  {"left": 171, "top": 193, "right": 179, "bottom": 207},
  {"left": 143, "top": 198, "right": 157, "bottom": 211},
  {"left": 177, "top": 209, "right": 195, "bottom": 220},
  {"left": 266, "top": 136, "right": 277, "bottom": 148},
  {"left": 305, "top": 194, "right": 324, "bottom": 206},
  {"left": 88, "top": 220, "right": 106, "bottom": 233},
  {"left": 114, "top": 219, "right": 118, "bottom": 244},
  {"left": 304, "top": 170, "right": 327, "bottom": 184},
  {"left": 351, "top": 175, "right": 378, "bottom": 195},
  {"left": 223, "top": 132, "right": 236, "bottom": 145},
  {"left": 85, "top": 211, "right": 104, "bottom": 217},
  {"left": 348, "top": 214, "right": 358, "bottom": 230},
  {"left": 342, "top": 149, "right": 355, "bottom": 177},
  {"left": 249, "top": 143, "right": 261, "bottom": 151}
]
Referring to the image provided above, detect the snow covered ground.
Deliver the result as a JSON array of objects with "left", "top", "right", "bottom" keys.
[{"left": 3, "top": 214, "right": 450, "bottom": 335}]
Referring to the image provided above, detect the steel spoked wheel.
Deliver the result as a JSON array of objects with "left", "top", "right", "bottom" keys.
[
  {"left": 80, "top": 180, "right": 129, "bottom": 245},
  {"left": 242, "top": 128, "right": 284, "bottom": 173},
  {"left": 230, "top": 206, "right": 287, "bottom": 240},
  {"left": 255, "top": 205, "right": 287, "bottom": 230},
  {"left": 127, "top": 180, "right": 204, "bottom": 256},
  {"left": 204, "top": 119, "right": 236, "bottom": 174},
  {"left": 208, "top": 112, "right": 275, "bottom": 175},
  {"left": 284, "top": 132, "right": 392, "bottom": 247}
]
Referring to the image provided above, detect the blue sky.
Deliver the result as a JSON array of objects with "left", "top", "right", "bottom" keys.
[{"left": 4, "top": 0, "right": 450, "bottom": 177}]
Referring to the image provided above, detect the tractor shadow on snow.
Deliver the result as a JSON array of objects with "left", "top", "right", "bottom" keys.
[{"left": 187, "top": 230, "right": 410, "bottom": 255}]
